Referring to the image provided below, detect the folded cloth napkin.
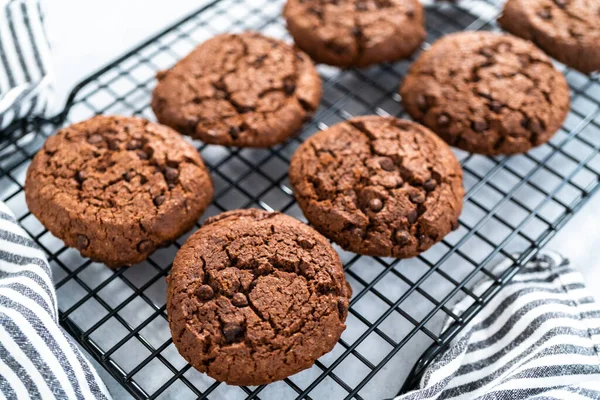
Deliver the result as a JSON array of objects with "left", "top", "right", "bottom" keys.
[
  {"left": 0, "top": 0, "right": 53, "bottom": 131},
  {"left": 396, "top": 252, "right": 600, "bottom": 400},
  {"left": 0, "top": 202, "right": 111, "bottom": 399}
]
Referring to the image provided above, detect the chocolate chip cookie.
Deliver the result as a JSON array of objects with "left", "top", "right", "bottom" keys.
[
  {"left": 400, "top": 32, "right": 570, "bottom": 155},
  {"left": 151, "top": 32, "right": 322, "bottom": 147},
  {"left": 289, "top": 116, "right": 463, "bottom": 258},
  {"left": 283, "top": 0, "right": 425, "bottom": 68},
  {"left": 167, "top": 209, "right": 351, "bottom": 386},
  {"left": 25, "top": 116, "right": 214, "bottom": 268},
  {"left": 499, "top": 0, "right": 600, "bottom": 74}
]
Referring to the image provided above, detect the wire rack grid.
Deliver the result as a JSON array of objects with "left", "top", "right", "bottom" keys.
[{"left": 1, "top": 0, "right": 600, "bottom": 399}]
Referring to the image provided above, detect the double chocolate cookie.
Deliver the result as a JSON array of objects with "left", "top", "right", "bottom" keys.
[
  {"left": 167, "top": 209, "right": 351, "bottom": 386},
  {"left": 152, "top": 32, "right": 322, "bottom": 147},
  {"left": 289, "top": 116, "right": 463, "bottom": 259},
  {"left": 283, "top": 0, "right": 425, "bottom": 68},
  {"left": 499, "top": 0, "right": 600, "bottom": 74},
  {"left": 25, "top": 116, "right": 213, "bottom": 268},
  {"left": 400, "top": 32, "right": 570, "bottom": 155}
]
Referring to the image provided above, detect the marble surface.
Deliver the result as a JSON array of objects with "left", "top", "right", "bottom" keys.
[{"left": 42, "top": 1, "right": 600, "bottom": 399}]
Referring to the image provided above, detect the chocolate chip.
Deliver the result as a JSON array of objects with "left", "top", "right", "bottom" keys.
[
  {"left": 537, "top": 8, "right": 552, "bottom": 19},
  {"left": 406, "top": 8, "right": 415, "bottom": 18},
  {"left": 479, "top": 47, "right": 494, "bottom": 58},
  {"left": 489, "top": 101, "right": 503, "bottom": 113},
  {"left": 379, "top": 157, "right": 395, "bottom": 171},
  {"left": 254, "top": 55, "right": 267, "bottom": 66},
  {"left": 153, "top": 195, "right": 165, "bottom": 206},
  {"left": 451, "top": 219, "right": 460, "bottom": 231},
  {"left": 124, "top": 170, "right": 136, "bottom": 181},
  {"left": 164, "top": 167, "right": 179, "bottom": 182},
  {"left": 76, "top": 170, "right": 87, "bottom": 183},
  {"left": 368, "top": 198, "right": 383, "bottom": 212},
  {"left": 87, "top": 134, "right": 103, "bottom": 145},
  {"left": 410, "top": 191, "right": 425, "bottom": 204},
  {"left": 395, "top": 230, "right": 411, "bottom": 245},
  {"left": 213, "top": 80, "right": 226, "bottom": 90},
  {"left": 298, "top": 237, "right": 315, "bottom": 249},
  {"left": 407, "top": 209, "right": 418, "bottom": 224},
  {"left": 76, "top": 234, "right": 89, "bottom": 249},
  {"left": 472, "top": 120, "right": 488, "bottom": 132},
  {"left": 196, "top": 284, "right": 214, "bottom": 300},
  {"left": 232, "top": 293, "right": 248, "bottom": 307},
  {"left": 283, "top": 79, "right": 296, "bottom": 95},
  {"left": 352, "top": 27, "right": 362, "bottom": 37},
  {"left": 126, "top": 140, "right": 142, "bottom": 150},
  {"left": 108, "top": 139, "right": 120, "bottom": 150},
  {"left": 308, "top": 6, "right": 323, "bottom": 17},
  {"left": 437, "top": 113, "right": 451, "bottom": 127},
  {"left": 327, "top": 41, "right": 346, "bottom": 55},
  {"left": 423, "top": 179, "right": 437, "bottom": 192},
  {"left": 416, "top": 94, "right": 428, "bottom": 112},
  {"left": 136, "top": 150, "right": 149, "bottom": 160},
  {"left": 553, "top": 0, "right": 567, "bottom": 7},
  {"left": 137, "top": 240, "right": 153, "bottom": 253},
  {"left": 228, "top": 126, "right": 240, "bottom": 139},
  {"left": 223, "top": 322, "right": 244, "bottom": 342},
  {"left": 337, "top": 298, "right": 348, "bottom": 317},
  {"left": 527, "top": 118, "right": 544, "bottom": 135}
]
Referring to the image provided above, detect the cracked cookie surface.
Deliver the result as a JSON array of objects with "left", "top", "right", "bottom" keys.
[
  {"left": 400, "top": 32, "right": 570, "bottom": 155},
  {"left": 151, "top": 32, "right": 322, "bottom": 147},
  {"left": 283, "top": 0, "right": 425, "bottom": 67},
  {"left": 166, "top": 209, "right": 350, "bottom": 386},
  {"left": 289, "top": 116, "right": 463, "bottom": 258},
  {"left": 25, "top": 116, "right": 214, "bottom": 268},
  {"left": 499, "top": 0, "right": 600, "bottom": 74}
]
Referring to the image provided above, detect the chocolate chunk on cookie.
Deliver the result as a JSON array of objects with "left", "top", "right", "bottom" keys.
[
  {"left": 283, "top": 0, "right": 425, "bottom": 68},
  {"left": 400, "top": 32, "right": 570, "bottom": 155},
  {"left": 499, "top": 0, "right": 600, "bottom": 74},
  {"left": 289, "top": 116, "right": 464, "bottom": 258},
  {"left": 151, "top": 32, "right": 322, "bottom": 147},
  {"left": 25, "top": 116, "right": 214, "bottom": 267},
  {"left": 166, "top": 209, "right": 351, "bottom": 386}
]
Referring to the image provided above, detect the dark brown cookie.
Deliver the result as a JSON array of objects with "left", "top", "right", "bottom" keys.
[
  {"left": 499, "top": 0, "right": 600, "bottom": 74},
  {"left": 25, "top": 116, "right": 214, "bottom": 268},
  {"left": 289, "top": 116, "right": 463, "bottom": 259},
  {"left": 151, "top": 32, "right": 322, "bottom": 147},
  {"left": 400, "top": 32, "right": 570, "bottom": 155},
  {"left": 283, "top": 0, "right": 425, "bottom": 68},
  {"left": 166, "top": 209, "right": 351, "bottom": 386}
]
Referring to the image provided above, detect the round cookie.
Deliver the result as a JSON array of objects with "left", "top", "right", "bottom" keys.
[
  {"left": 289, "top": 116, "right": 463, "bottom": 259},
  {"left": 166, "top": 209, "right": 351, "bottom": 386},
  {"left": 498, "top": 0, "right": 600, "bottom": 74},
  {"left": 283, "top": 0, "right": 425, "bottom": 68},
  {"left": 25, "top": 116, "right": 214, "bottom": 268},
  {"left": 151, "top": 32, "right": 322, "bottom": 147},
  {"left": 400, "top": 32, "right": 570, "bottom": 155}
]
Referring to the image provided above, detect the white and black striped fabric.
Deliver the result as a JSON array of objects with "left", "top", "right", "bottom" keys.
[
  {"left": 0, "top": 202, "right": 111, "bottom": 399},
  {"left": 396, "top": 252, "right": 600, "bottom": 400},
  {"left": 0, "top": 0, "right": 53, "bottom": 131}
]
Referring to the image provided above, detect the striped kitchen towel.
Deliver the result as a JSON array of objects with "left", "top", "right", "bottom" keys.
[
  {"left": 0, "top": 202, "right": 111, "bottom": 399},
  {"left": 0, "top": 0, "right": 53, "bottom": 131},
  {"left": 396, "top": 252, "right": 600, "bottom": 400}
]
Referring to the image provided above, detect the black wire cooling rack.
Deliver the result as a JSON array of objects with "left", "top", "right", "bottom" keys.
[{"left": 2, "top": 0, "right": 600, "bottom": 399}]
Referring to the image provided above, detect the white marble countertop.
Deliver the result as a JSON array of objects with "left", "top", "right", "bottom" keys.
[{"left": 44, "top": 1, "right": 600, "bottom": 398}]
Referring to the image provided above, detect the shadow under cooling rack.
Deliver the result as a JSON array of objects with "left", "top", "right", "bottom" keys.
[{"left": 1, "top": 0, "right": 600, "bottom": 399}]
